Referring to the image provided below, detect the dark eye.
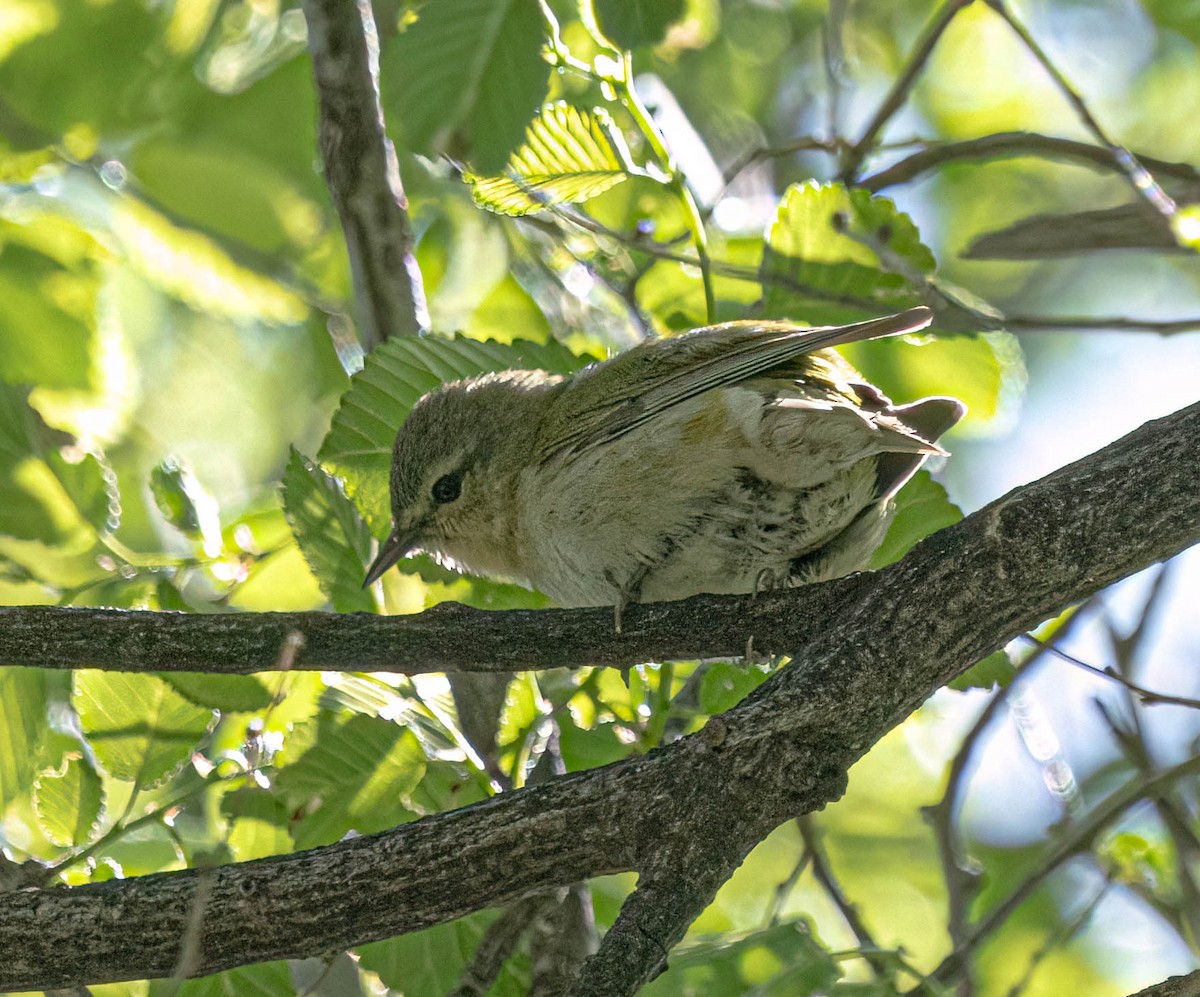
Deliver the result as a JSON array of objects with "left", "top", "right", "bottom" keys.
[{"left": 431, "top": 472, "right": 462, "bottom": 504}]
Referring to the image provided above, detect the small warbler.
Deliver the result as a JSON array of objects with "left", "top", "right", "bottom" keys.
[{"left": 363, "top": 306, "right": 964, "bottom": 615}]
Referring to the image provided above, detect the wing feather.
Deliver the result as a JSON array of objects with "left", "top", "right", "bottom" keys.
[{"left": 538, "top": 307, "right": 932, "bottom": 459}]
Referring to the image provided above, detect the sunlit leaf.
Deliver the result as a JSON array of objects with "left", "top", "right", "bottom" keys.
[
  {"left": 761, "top": 181, "right": 933, "bottom": 324},
  {"left": 276, "top": 712, "right": 427, "bottom": 849},
  {"left": 949, "top": 648, "right": 1016, "bottom": 691},
  {"left": 111, "top": 198, "right": 307, "bottom": 325},
  {"left": 0, "top": 242, "right": 98, "bottom": 390},
  {"left": 0, "top": 667, "right": 46, "bottom": 809},
  {"left": 222, "top": 787, "right": 292, "bottom": 861},
  {"left": 319, "top": 335, "right": 586, "bottom": 533},
  {"left": 585, "top": 0, "right": 687, "bottom": 49},
  {"left": 280, "top": 448, "right": 375, "bottom": 613},
  {"left": 72, "top": 671, "right": 215, "bottom": 786},
  {"left": 381, "top": 0, "right": 549, "bottom": 173},
  {"left": 467, "top": 104, "right": 634, "bottom": 216},
  {"left": 33, "top": 754, "right": 103, "bottom": 847}
]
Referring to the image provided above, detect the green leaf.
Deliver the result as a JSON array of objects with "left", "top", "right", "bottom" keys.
[
  {"left": 72, "top": 671, "right": 215, "bottom": 786},
  {"left": 0, "top": 668, "right": 47, "bottom": 810},
  {"left": 699, "top": 661, "right": 772, "bottom": 715},
  {"left": 152, "top": 961, "right": 294, "bottom": 997},
  {"left": 870, "top": 471, "right": 963, "bottom": 569},
  {"left": 0, "top": 242, "right": 98, "bottom": 390},
  {"left": 222, "top": 787, "right": 292, "bottom": 861},
  {"left": 642, "top": 918, "right": 839, "bottom": 996},
  {"left": 44, "top": 449, "right": 120, "bottom": 534},
  {"left": 357, "top": 912, "right": 531, "bottom": 996},
  {"left": 34, "top": 754, "right": 104, "bottom": 847},
  {"left": 0, "top": 384, "right": 82, "bottom": 543},
  {"left": 761, "top": 181, "right": 933, "bottom": 324},
  {"left": 161, "top": 673, "right": 274, "bottom": 713},
  {"left": 319, "top": 335, "right": 586, "bottom": 534},
  {"left": 276, "top": 712, "right": 427, "bottom": 849},
  {"left": 586, "top": 0, "right": 687, "bottom": 49},
  {"left": 467, "top": 104, "right": 634, "bottom": 216},
  {"left": 280, "top": 448, "right": 375, "bottom": 613},
  {"left": 381, "top": 0, "right": 550, "bottom": 173},
  {"left": 949, "top": 648, "right": 1016, "bottom": 692}
]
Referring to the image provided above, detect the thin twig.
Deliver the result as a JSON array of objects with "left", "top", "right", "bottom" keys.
[
  {"left": 797, "top": 815, "right": 893, "bottom": 982},
  {"left": 841, "top": 0, "right": 974, "bottom": 181},
  {"left": 918, "top": 753, "right": 1200, "bottom": 992},
  {"left": 860, "top": 132, "right": 1200, "bottom": 192},
  {"left": 984, "top": 0, "right": 1177, "bottom": 220},
  {"left": 1025, "top": 636, "right": 1200, "bottom": 711},
  {"left": 1003, "top": 314, "right": 1200, "bottom": 334}
]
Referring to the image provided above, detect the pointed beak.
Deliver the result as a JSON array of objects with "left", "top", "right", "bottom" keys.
[{"left": 362, "top": 530, "right": 416, "bottom": 588}]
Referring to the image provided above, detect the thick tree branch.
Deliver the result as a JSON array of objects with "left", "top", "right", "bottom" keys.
[
  {"left": 1128, "top": 971, "right": 1200, "bottom": 997},
  {"left": 303, "top": 0, "right": 427, "bottom": 346},
  {"left": 1, "top": 401, "right": 1198, "bottom": 992}
]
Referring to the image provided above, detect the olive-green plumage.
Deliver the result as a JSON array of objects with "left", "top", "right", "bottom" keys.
[{"left": 364, "top": 306, "right": 964, "bottom": 611}]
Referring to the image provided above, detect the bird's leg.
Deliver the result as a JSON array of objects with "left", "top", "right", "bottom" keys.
[
  {"left": 607, "top": 564, "right": 650, "bottom": 635},
  {"left": 752, "top": 567, "right": 779, "bottom": 599}
]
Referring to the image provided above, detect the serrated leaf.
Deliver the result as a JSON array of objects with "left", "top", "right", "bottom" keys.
[
  {"left": 72, "top": 671, "right": 215, "bottom": 786},
  {"left": 0, "top": 668, "right": 47, "bottom": 809},
  {"left": 281, "top": 448, "right": 375, "bottom": 613},
  {"left": 162, "top": 673, "right": 274, "bottom": 713},
  {"left": 467, "top": 103, "right": 634, "bottom": 216},
  {"left": 950, "top": 649, "right": 1016, "bottom": 692},
  {"left": 319, "top": 335, "right": 587, "bottom": 534},
  {"left": 276, "top": 712, "right": 426, "bottom": 848},
  {"left": 761, "top": 181, "right": 934, "bottom": 324},
  {"left": 381, "top": 0, "right": 549, "bottom": 173},
  {"left": 871, "top": 471, "right": 963, "bottom": 569},
  {"left": 586, "top": 0, "right": 687, "bottom": 49},
  {"left": 34, "top": 754, "right": 103, "bottom": 847}
]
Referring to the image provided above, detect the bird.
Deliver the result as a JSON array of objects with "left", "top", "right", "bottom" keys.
[{"left": 363, "top": 305, "right": 964, "bottom": 621}]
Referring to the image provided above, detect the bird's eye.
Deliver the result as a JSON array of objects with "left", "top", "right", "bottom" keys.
[{"left": 431, "top": 472, "right": 462, "bottom": 504}]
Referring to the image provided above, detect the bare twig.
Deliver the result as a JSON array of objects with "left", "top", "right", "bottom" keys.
[
  {"left": 919, "top": 754, "right": 1200, "bottom": 992},
  {"left": 303, "top": 0, "right": 428, "bottom": 347},
  {"left": 1003, "top": 315, "right": 1200, "bottom": 335},
  {"left": 798, "top": 815, "right": 892, "bottom": 981},
  {"left": 841, "top": 0, "right": 973, "bottom": 181},
  {"left": 860, "top": 132, "right": 1200, "bottom": 192},
  {"left": 983, "top": 0, "right": 1177, "bottom": 220},
  {"left": 1027, "top": 636, "right": 1200, "bottom": 711}
]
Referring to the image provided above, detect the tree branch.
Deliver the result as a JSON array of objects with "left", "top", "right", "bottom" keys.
[
  {"left": 1, "top": 401, "right": 1198, "bottom": 992},
  {"left": 303, "top": 0, "right": 427, "bottom": 346}
]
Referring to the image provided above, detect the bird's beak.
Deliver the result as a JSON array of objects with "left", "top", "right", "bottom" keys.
[{"left": 362, "top": 530, "right": 416, "bottom": 588}]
